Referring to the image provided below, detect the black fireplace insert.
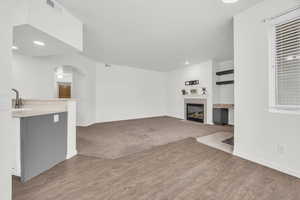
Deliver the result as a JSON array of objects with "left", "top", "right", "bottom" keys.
[{"left": 186, "top": 103, "right": 204, "bottom": 123}]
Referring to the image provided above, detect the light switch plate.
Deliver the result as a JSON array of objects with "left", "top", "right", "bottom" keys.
[{"left": 54, "top": 114, "right": 59, "bottom": 123}]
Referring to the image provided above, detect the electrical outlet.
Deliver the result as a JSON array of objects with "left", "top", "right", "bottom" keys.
[{"left": 54, "top": 114, "right": 59, "bottom": 123}]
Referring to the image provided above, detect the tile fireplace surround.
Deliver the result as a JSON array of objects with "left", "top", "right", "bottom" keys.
[{"left": 184, "top": 98, "right": 207, "bottom": 124}]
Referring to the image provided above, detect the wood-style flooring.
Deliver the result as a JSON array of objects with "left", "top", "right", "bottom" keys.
[{"left": 13, "top": 138, "right": 300, "bottom": 200}]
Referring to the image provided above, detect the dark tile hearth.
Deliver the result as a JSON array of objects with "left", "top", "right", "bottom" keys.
[{"left": 222, "top": 136, "right": 234, "bottom": 146}]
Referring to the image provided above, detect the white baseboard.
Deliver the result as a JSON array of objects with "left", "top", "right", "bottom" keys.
[
  {"left": 11, "top": 167, "right": 20, "bottom": 177},
  {"left": 77, "top": 121, "right": 95, "bottom": 127},
  {"left": 234, "top": 150, "right": 300, "bottom": 179},
  {"left": 66, "top": 150, "right": 78, "bottom": 159},
  {"left": 77, "top": 115, "right": 168, "bottom": 127}
]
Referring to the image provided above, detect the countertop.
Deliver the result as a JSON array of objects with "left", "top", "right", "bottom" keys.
[
  {"left": 12, "top": 107, "right": 67, "bottom": 118},
  {"left": 11, "top": 99, "right": 72, "bottom": 118}
]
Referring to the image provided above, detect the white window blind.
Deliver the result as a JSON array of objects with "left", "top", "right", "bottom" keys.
[{"left": 274, "top": 17, "right": 300, "bottom": 106}]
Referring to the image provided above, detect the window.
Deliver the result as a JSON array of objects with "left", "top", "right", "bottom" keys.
[{"left": 269, "top": 9, "right": 300, "bottom": 114}]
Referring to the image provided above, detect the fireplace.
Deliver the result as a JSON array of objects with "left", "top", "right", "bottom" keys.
[{"left": 186, "top": 103, "right": 204, "bottom": 123}]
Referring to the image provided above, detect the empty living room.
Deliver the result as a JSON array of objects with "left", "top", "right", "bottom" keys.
[{"left": 1, "top": 0, "right": 300, "bottom": 199}]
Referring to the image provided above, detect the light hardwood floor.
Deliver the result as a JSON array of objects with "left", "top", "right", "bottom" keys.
[{"left": 13, "top": 137, "right": 300, "bottom": 200}]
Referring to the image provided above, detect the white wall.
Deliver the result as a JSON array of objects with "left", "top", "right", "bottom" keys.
[
  {"left": 12, "top": 54, "right": 227, "bottom": 126},
  {"left": 95, "top": 65, "right": 167, "bottom": 122},
  {"left": 166, "top": 61, "right": 214, "bottom": 124},
  {"left": 0, "top": 0, "right": 13, "bottom": 199},
  {"left": 234, "top": 0, "right": 300, "bottom": 178},
  {"left": 12, "top": 53, "right": 167, "bottom": 126},
  {"left": 12, "top": 54, "right": 55, "bottom": 99},
  {"left": 50, "top": 54, "right": 97, "bottom": 126},
  {"left": 12, "top": 53, "right": 96, "bottom": 126},
  {"left": 214, "top": 60, "right": 234, "bottom": 104}
]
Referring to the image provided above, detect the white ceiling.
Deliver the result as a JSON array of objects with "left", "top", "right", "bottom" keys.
[
  {"left": 13, "top": 25, "right": 77, "bottom": 57},
  {"left": 57, "top": 0, "right": 263, "bottom": 71}
]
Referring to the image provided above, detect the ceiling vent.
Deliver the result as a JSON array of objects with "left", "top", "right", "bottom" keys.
[
  {"left": 46, "top": 0, "right": 55, "bottom": 8},
  {"left": 46, "top": 0, "right": 63, "bottom": 14}
]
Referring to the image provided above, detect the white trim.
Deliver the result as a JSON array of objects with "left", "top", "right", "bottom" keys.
[
  {"left": 269, "top": 8, "right": 300, "bottom": 26},
  {"left": 269, "top": 107, "right": 300, "bottom": 115},
  {"left": 268, "top": 23, "right": 276, "bottom": 108},
  {"left": 183, "top": 96, "right": 207, "bottom": 99},
  {"left": 77, "top": 121, "right": 95, "bottom": 127},
  {"left": 233, "top": 150, "right": 300, "bottom": 179},
  {"left": 79, "top": 115, "right": 168, "bottom": 127},
  {"left": 11, "top": 167, "right": 20, "bottom": 177},
  {"left": 66, "top": 150, "right": 77, "bottom": 159},
  {"left": 67, "top": 101, "right": 78, "bottom": 160},
  {"left": 268, "top": 9, "right": 300, "bottom": 112},
  {"left": 273, "top": 105, "right": 300, "bottom": 109},
  {"left": 263, "top": 6, "right": 300, "bottom": 23}
]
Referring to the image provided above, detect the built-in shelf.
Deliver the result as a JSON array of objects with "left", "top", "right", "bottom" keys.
[
  {"left": 216, "top": 80, "right": 234, "bottom": 85},
  {"left": 216, "top": 69, "right": 234, "bottom": 76}
]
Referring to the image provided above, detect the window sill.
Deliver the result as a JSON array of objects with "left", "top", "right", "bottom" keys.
[{"left": 269, "top": 107, "right": 300, "bottom": 115}]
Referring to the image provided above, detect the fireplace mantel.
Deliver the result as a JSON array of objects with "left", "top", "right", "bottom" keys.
[{"left": 183, "top": 95, "right": 207, "bottom": 99}]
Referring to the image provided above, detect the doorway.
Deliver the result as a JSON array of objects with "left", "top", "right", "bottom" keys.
[{"left": 58, "top": 83, "right": 71, "bottom": 98}]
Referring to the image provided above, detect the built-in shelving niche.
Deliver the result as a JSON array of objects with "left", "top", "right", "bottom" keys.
[
  {"left": 216, "top": 80, "right": 234, "bottom": 85},
  {"left": 216, "top": 69, "right": 234, "bottom": 85},
  {"left": 216, "top": 69, "right": 234, "bottom": 76}
]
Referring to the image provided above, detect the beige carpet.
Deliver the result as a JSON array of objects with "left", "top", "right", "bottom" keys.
[{"left": 77, "top": 116, "right": 233, "bottom": 159}]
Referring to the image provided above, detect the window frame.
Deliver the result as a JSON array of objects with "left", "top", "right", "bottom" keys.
[{"left": 268, "top": 9, "right": 300, "bottom": 114}]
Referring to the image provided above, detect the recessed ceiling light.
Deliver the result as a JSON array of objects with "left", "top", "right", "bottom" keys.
[
  {"left": 185, "top": 61, "right": 190, "bottom": 65},
  {"left": 33, "top": 40, "right": 45, "bottom": 46},
  {"left": 57, "top": 74, "right": 63, "bottom": 79},
  {"left": 222, "top": 0, "right": 239, "bottom": 3},
  {"left": 12, "top": 46, "right": 19, "bottom": 50}
]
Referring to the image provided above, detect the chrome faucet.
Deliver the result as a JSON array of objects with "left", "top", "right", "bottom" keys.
[{"left": 12, "top": 88, "right": 23, "bottom": 109}]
